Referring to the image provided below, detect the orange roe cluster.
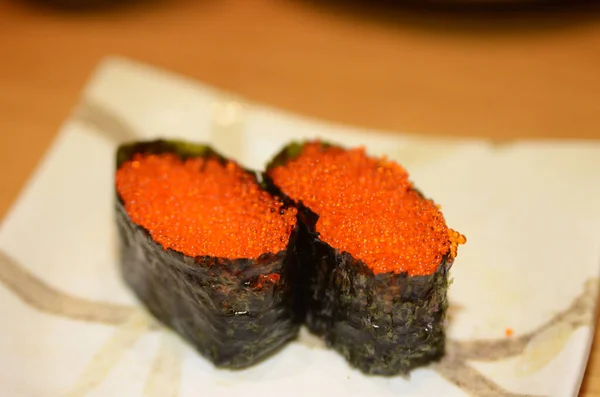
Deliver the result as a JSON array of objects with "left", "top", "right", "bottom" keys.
[
  {"left": 268, "top": 142, "right": 466, "bottom": 276},
  {"left": 116, "top": 153, "right": 297, "bottom": 260}
]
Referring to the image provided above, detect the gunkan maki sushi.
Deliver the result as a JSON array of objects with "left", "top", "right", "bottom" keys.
[
  {"left": 115, "top": 139, "right": 300, "bottom": 369},
  {"left": 266, "top": 141, "right": 466, "bottom": 375}
]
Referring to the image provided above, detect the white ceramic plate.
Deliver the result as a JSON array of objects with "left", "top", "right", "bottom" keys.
[{"left": 1, "top": 57, "right": 600, "bottom": 397}]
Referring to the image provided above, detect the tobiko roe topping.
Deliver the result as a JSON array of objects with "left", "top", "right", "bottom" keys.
[
  {"left": 116, "top": 153, "right": 297, "bottom": 259},
  {"left": 268, "top": 142, "right": 466, "bottom": 276}
]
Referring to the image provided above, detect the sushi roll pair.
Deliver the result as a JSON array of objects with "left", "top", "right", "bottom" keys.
[{"left": 115, "top": 139, "right": 465, "bottom": 373}]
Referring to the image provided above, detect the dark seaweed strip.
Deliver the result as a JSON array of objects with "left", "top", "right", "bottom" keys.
[
  {"left": 116, "top": 139, "right": 228, "bottom": 168},
  {"left": 116, "top": 140, "right": 301, "bottom": 369},
  {"left": 314, "top": 244, "right": 450, "bottom": 375}
]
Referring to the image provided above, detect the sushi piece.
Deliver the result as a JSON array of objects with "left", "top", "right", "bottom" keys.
[
  {"left": 115, "top": 139, "right": 300, "bottom": 369},
  {"left": 265, "top": 141, "right": 466, "bottom": 375}
]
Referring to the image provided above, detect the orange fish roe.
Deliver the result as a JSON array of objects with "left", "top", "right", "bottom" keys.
[
  {"left": 254, "top": 273, "right": 281, "bottom": 289},
  {"left": 268, "top": 142, "right": 466, "bottom": 276},
  {"left": 116, "top": 153, "right": 297, "bottom": 259}
]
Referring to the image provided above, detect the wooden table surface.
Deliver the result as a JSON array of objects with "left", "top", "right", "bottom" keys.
[{"left": 1, "top": 0, "right": 599, "bottom": 395}]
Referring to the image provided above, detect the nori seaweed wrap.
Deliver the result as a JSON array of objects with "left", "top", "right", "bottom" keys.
[
  {"left": 265, "top": 141, "right": 466, "bottom": 375},
  {"left": 115, "top": 139, "right": 301, "bottom": 369}
]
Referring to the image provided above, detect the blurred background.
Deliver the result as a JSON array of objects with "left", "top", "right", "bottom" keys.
[{"left": 0, "top": 0, "right": 599, "bottom": 394}]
